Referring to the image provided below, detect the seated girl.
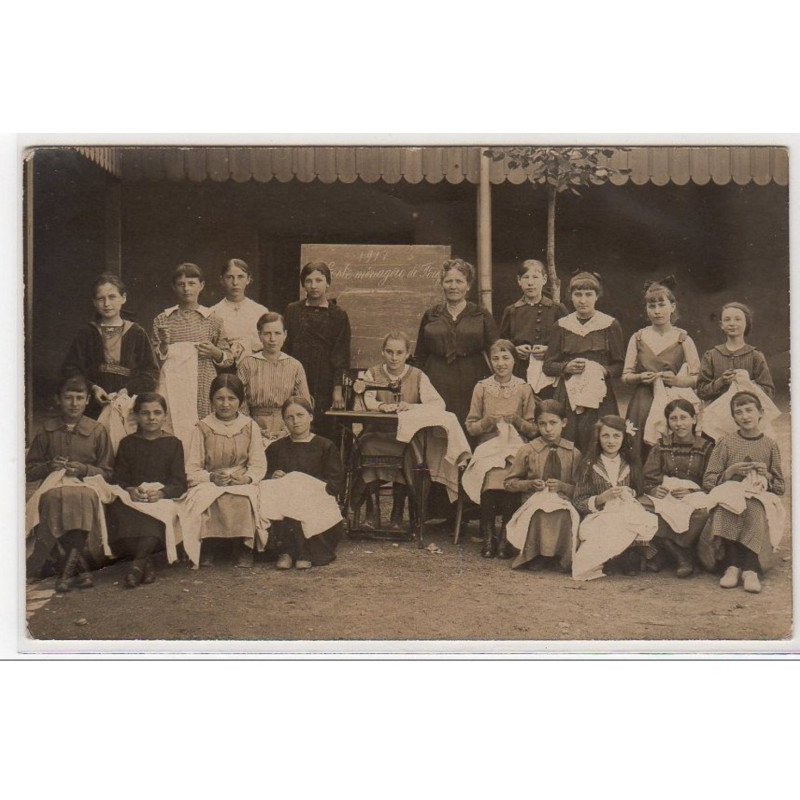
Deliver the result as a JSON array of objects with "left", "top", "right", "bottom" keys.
[
  {"left": 572, "top": 415, "right": 658, "bottom": 580},
  {"left": 696, "top": 302, "right": 775, "bottom": 403},
  {"left": 108, "top": 392, "right": 187, "bottom": 588},
  {"left": 503, "top": 400, "right": 581, "bottom": 572},
  {"left": 185, "top": 374, "right": 267, "bottom": 568},
  {"left": 639, "top": 398, "right": 713, "bottom": 578},
  {"left": 266, "top": 397, "right": 344, "bottom": 569},
  {"left": 464, "top": 339, "right": 537, "bottom": 559},
  {"left": 703, "top": 390, "right": 785, "bottom": 594},
  {"left": 236, "top": 312, "right": 311, "bottom": 444},
  {"left": 26, "top": 375, "right": 113, "bottom": 592},
  {"left": 358, "top": 330, "right": 446, "bottom": 532}
]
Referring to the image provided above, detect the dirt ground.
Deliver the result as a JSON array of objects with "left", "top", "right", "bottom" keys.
[{"left": 25, "top": 397, "right": 793, "bottom": 644}]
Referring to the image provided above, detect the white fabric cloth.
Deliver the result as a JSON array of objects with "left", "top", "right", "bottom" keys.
[
  {"left": 209, "top": 297, "right": 269, "bottom": 364},
  {"left": 643, "top": 369, "right": 702, "bottom": 445},
  {"left": 564, "top": 360, "right": 607, "bottom": 412},
  {"left": 526, "top": 357, "right": 555, "bottom": 394},
  {"left": 258, "top": 472, "right": 343, "bottom": 539},
  {"left": 82, "top": 476, "right": 184, "bottom": 564},
  {"left": 176, "top": 483, "right": 265, "bottom": 567},
  {"left": 702, "top": 377, "right": 780, "bottom": 442},
  {"left": 158, "top": 341, "right": 199, "bottom": 452},
  {"left": 557, "top": 311, "right": 615, "bottom": 337},
  {"left": 96, "top": 390, "right": 138, "bottom": 454},
  {"left": 25, "top": 470, "right": 113, "bottom": 558},
  {"left": 395, "top": 404, "right": 472, "bottom": 502},
  {"left": 572, "top": 492, "right": 658, "bottom": 581},
  {"left": 649, "top": 477, "right": 709, "bottom": 534},
  {"left": 506, "top": 490, "right": 580, "bottom": 551},
  {"left": 461, "top": 422, "right": 524, "bottom": 504}
]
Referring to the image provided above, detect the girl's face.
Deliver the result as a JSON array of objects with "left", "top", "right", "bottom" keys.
[
  {"left": 382, "top": 339, "right": 409, "bottom": 373},
  {"left": 442, "top": 269, "right": 469, "bottom": 303},
  {"left": 572, "top": 288, "right": 598, "bottom": 318},
  {"left": 174, "top": 275, "right": 204, "bottom": 305},
  {"left": 222, "top": 266, "right": 251, "bottom": 301},
  {"left": 93, "top": 282, "right": 127, "bottom": 321},
  {"left": 518, "top": 268, "right": 546, "bottom": 299},
  {"left": 537, "top": 412, "right": 566, "bottom": 443},
  {"left": 721, "top": 307, "right": 747, "bottom": 339},
  {"left": 283, "top": 403, "right": 313, "bottom": 439},
  {"left": 137, "top": 401, "right": 166, "bottom": 435},
  {"left": 212, "top": 387, "right": 241, "bottom": 421},
  {"left": 303, "top": 270, "right": 329, "bottom": 302},
  {"left": 58, "top": 389, "right": 89, "bottom": 421},
  {"left": 646, "top": 293, "right": 675, "bottom": 327},
  {"left": 667, "top": 407, "right": 696, "bottom": 440},
  {"left": 490, "top": 348, "right": 515, "bottom": 381},
  {"left": 732, "top": 400, "right": 763, "bottom": 433},
  {"left": 258, "top": 320, "right": 287, "bottom": 355},
  {"left": 598, "top": 424, "right": 624, "bottom": 456}
]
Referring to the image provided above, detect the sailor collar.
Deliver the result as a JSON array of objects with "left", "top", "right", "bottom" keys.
[
  {"left": 530, "top": 437, "right": 574, "bottom": 453},
  {"left": 252, "top": 351, "right": 290, "bottom": 363},
  {"left": 714, "top": 343, "right": 755, "bottom": 357},
  {"left": 163, "top": 305, "right": 213, "bottom": 318},
  {"left": 44, "top": 415, "right": 96, "bottom": 435},
  {"left": 558, "top": 311, "right": 615, "bottom": 337}
]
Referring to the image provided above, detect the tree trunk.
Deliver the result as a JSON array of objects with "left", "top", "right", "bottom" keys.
[{"left": 546, "top": 185, "right": 560, "bottom": 303}]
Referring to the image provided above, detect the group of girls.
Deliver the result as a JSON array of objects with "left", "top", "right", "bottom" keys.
[{"left": 27, "top": 253, "right": 785, "bottom": 596}]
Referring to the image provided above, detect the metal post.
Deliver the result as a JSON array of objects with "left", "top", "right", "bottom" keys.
[{"left": 477, "top": 148, "right": 492, "bottom": 313}]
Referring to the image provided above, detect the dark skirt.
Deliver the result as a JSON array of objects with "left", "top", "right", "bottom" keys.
[
  {"left": 272, "top": 519, "right": 342, "bottom": 566},
  {"left": 108, "top": 499, "right": 166, "bottom": 544},
  {"left": 625, "top": 383, "right": 654, "bottom": 460},
  {"left": 559, "top": 391, "right": 620, "bottom": 455},
  {"left": 423, "top": 352, "right": 490, "bottom": 433}
]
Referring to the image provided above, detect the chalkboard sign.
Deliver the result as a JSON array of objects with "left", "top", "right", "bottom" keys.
[{"left": 300, "top": 244, "right": 451, "bottom": 368}]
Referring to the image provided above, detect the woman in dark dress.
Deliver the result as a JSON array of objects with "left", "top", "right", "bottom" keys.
[
  {"left": 62, "top": 274, "right": 159, "bottom": 418},
  {"left": 267, "top": 397, "right": 344, "bottom": 569},
  {"left": 109, "top": 393, "right": 187, "bottom": 587},
  {"left": 413, "top": 258, "right": 499, "bottom": 434},
  {"left": 284, "top": 261, "right": 351, "bottom": 439}
]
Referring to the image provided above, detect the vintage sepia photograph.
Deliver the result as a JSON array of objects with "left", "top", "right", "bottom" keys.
[{"left": 21, "top": 142, "right": 791, "bottom": 646}]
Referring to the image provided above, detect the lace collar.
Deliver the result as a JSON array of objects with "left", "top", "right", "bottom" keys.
[
  {"left": 199, "top": 412, "right": 253, "bottom": 437},
  {"left": 482, "top": 374, "right": 525, "bottom": 398}
]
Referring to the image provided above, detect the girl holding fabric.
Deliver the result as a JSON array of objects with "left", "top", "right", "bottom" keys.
[
  {"left": 26, "top": 375, "right": 113, "bottom": 591},
  {"left": 639, "top": 398, "right": 713, "bottom": 578},
  {"left": 542, "top": 271, "right": 624, "bottom": 454},
  {"left": 108, "top": 392, "right": 187, "bottom": 588},
  {"left": 184, "top": 374, "right": 266, "bottom": 568},
  {"left": 503, "top": 400, "right": 581, "bottom": 572},
  {"left": 703, "top": 390, "right": 785, "bottom": 594},
  {"left": 236, "top": 312, "right": 311, "bottom": 444},
  {"left": 266, "top": 397, "right": 344, "bottom": 569},
  {"left": 622, "top": 278, "right": 700, "bottom": 460},
  {"left": 62, "top": 273, "right": 159, "bottom": 418},
  {"left": 464, "top": 339, "right": 537, "bottom": 559}
]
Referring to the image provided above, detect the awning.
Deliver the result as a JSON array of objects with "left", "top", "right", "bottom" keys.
[{"left": 78, "top": 145, "right": 788, "bottom": 187}]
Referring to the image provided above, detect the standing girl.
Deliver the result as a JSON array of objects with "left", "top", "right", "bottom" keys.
[
  {"left": 703, "top": 391, "right": 785, "bottom": 593},
  {"left": 543, "top": 271, "right": 625, "bottom": 454},
  {"left": 108, "top": 392, "right": 187, "bottom": 587},
  {"left": 284, "top": 261, "right": 351, "bottom": 439},
  {"left": 209, "top": 258, "right": 270, "bottom": 366},
  {"left": 464, "top": 339, "right": 538, "bottom": 558},
  {"left": 639, "top": 399, "right": 713, "bottom": 578},
  {"left": 26, "top": 376, "right": 113, "bottom": 591},
  {"left": 358, "top": 330, "right": 446, "bottom": 531},
  {"left": 498, "top": 259, "right": 568, "bottom": 386},
  {"left": 266, "top": 397, "right": 344, "bottom": 569},
  {"left": 696, "top": 302, "right": 775, "bottom": 402},
  {"left": 622, "top": 278, "right": 700, "bottom": 459},
  {"left": 152, "top": 263, "right": 234, "bottom": 447},
  {"left": 62, "top": 274, "right": 159, "bottom": 417},
  {"left": 185, "top": 374, "right": 267, "bottom": 568},
  {"left": 571, "top": 415, "right": 658, "bottom": 580},
  {"left": 237, "top": 312, "right": 311, "bottom": 444},
  {"left": 504, "top": 400, "right": 581, "bottom": 572}
]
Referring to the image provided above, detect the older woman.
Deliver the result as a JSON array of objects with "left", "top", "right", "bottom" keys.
[{"left": 413, "top": 258, "right": 499, "bottom": 431}]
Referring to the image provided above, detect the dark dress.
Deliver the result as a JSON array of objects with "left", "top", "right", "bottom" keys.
[
  {"left": 696, "top": 344, "right": 775, "bottom": 402},
  {"left": 109, "top": 432, "right": 187, "bottom": 546},
  {"left": 640, "top": 433, "right": 713, "bottom": 548},
  {"left": 542, "top": 313, "right": 625, "bottom": 454},
  {"left": 62, "top": 321, "right": 159, "bottom": 417},
  {"left": 413, "top": 302, "right": 499, "bottom": 432},
  {"left": 284, "top": 299, "right": 351, "bottom": 437},
  {"left": 499, "top": 296, "right": 569, "bottom": 381},
  {"left": 266, "top": 435, "right": 344, "bottom": 565}
]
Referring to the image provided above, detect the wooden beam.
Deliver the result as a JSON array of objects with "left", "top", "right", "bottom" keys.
[
  {"left": 24, "top": 151, "right": 34, "bottom": 440},
  {"left": 477, "top": 148, "right": 492, "bottom": 313}
]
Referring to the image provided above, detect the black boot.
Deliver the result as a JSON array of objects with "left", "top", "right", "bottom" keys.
[
  {"left": 74, "top": 551, "right": 94, "bottom": 589},
  {"left": 662, "top": 539, "right": 694, "bottom": 578},
  {"left": 55, "top": 547, "right": 80, "bottom": 593},
  {"left": 496, "top": 523, "right": 514, "bottom": 559},
  {"left": 362, "top": 484, "right": 382, "bottom": 531},
  {"left": 480, "top": 511, "right": 496, "bottom": 559},
  {"left": 387, "top": 484, "right": 407, "bottom": 532}
]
